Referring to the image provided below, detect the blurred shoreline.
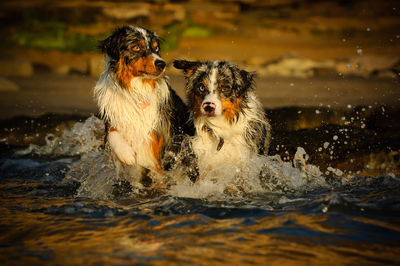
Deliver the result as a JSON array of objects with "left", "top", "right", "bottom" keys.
[
  {"left": 1, "top": 0, "right": 399, "bottom": 79},
  {"left": 0, "top": 71, "right": 398, "bottom": 120}
]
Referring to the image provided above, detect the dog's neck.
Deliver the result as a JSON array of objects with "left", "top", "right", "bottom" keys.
[
  {"left": 94, "top": 68, "right": 170, "bottom": 144},
  {"left": 193, "top": 115, "right": 248, "bottom": 155},
  {"left": 191, "top": 115, "right": 253, "bottom": 175},
  {"left": 195, "top": 115, "right": 246, "bottom": 139}
]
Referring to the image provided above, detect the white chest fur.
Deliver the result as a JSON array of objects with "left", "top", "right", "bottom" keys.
[
  {"left": 192, "top": 116, "right": 252, "bottom": 175},
  {"left": 94, "top": 71, "right": 169, "bottom": 169}
]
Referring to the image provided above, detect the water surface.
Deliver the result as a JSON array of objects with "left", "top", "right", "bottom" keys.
[{"left": 1, "top": 113, "right": 399, "bottom": 265}]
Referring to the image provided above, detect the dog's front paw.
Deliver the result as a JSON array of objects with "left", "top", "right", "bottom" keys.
[
  {"left": 108, "top": 131, "right": 136, "bottom": 165},
  {"left": 114, "top": 145, "right": 137, "bottom": 165}
]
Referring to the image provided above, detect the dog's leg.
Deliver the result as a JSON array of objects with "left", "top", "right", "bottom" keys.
[
  {"left": 137, "top": 166, "right": 153, "bottom": 187},
  {"left": 180, "top": 138, "right": 199, "bottom": 183},
  {"left": 108, "top": 130, "right": 137, "bottom": 165},
  {"left": 136, "top": 166, "right": 167, "bottom": 192}
]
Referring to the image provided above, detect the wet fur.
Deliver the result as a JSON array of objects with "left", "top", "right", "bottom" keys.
[
  {"left": 174, "top": 60, "right": 271, "bottom": 181},
  {"left": 94, "top": 26, "right": 192, "bottom": 187}
]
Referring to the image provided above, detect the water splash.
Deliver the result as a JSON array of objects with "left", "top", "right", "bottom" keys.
[
  {"left": 168, "top": 147, "right": 327, "bottom": 199},
  {"left": 14, "top": 115, "right": 104, "bottom": 158},
  {"left": 66, "top": 152, "right": 117, "bottom": 200},
  {"left": 10, "top": 116, "right": 337, "bottom": 200}
]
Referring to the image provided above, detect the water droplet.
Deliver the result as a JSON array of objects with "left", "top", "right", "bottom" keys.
[{"left": 333, "top": 135, "right": 338, "bottom": 141}]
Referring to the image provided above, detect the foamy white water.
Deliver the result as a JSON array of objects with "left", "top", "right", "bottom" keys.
[{"left": 12, "top": 116, "right": 333, "bottom": 200}]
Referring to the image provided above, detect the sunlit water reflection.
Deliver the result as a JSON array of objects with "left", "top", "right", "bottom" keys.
[{"left": 1, "top": 115, "right": 399, "bottom": 265}]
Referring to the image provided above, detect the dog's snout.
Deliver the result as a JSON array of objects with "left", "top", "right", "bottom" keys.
[
  {"left": 202, "top": 102, "right": 216, "bottom": 114},
  {"left": 155, "top": 60, "right": 166, "bottom": 71}
]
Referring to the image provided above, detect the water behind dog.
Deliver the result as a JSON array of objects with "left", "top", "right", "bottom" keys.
[{"left": 1, "top": 116, "right": 399, "bottom": 265}]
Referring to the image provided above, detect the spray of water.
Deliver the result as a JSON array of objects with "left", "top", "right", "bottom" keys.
[
  {"left": 13, "top": 116, "right": 331, "bottom": 200},
  {"left": 14, "top": 115, "right": 104, "bottom": 158}
]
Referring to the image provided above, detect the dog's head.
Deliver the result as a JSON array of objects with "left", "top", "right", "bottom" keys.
[
  {"left": 174, "top": 60, "right": 254, "bottom": 124},
  {"left": 100, "top": 26, "right": 166, "bottom": 88}
]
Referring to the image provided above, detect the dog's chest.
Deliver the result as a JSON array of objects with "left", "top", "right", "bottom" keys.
[
  {"left": 119, "top": 95, "right": 158, "bottom": 143},
  {"left": 103, "top": 80, "right": 168, "bottom": 148},
  {"left": 192, "top": 131, "right": 251, "bottom": 169}
]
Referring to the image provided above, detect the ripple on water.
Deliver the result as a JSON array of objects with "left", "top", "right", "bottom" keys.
[{"left": 0, "top": 116, "right": 399, "bottom": 264}]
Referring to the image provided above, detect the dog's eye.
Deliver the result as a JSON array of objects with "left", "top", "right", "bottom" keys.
[
  {"left": 132, "top": 45, "right": 140, "bottom": 52},
  {"left": 153, "top": 41, "right": 159, "bottom": 52},
  {"left": 198, "top": 85, "right": 205, "bottom": 92},
  {"left": 221, "top": 86, "right": 231, "bottom": 93}
]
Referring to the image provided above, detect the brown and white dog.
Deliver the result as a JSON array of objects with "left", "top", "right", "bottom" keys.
[
  {"left": 174, "top": 60, "right": 271, "bottom": 181},
  {"left": 94, "top": 26, "right": 192, "bottom": 187}
]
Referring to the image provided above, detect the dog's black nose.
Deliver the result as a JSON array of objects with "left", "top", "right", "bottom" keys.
[
  {"left": 155, "top": 60, "right": 166, "bottom": 71},
  {"left": 202, "top": 102, "right": 216, "bottom": 114}
]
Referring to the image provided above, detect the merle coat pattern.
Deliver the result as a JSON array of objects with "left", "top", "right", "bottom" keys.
[
  {"left": 174, "top": 60, "right": 271, "bottom": 182},
  {"left": 94, "top": 26, "right": 193, "bottom": 188}
]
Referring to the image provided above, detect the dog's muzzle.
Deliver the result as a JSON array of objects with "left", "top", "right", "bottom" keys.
[{"left": 202, "top": 102, "right": 216, "bottom": 116}]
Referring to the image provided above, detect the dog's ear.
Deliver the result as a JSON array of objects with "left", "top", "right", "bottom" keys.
[
  {"left": 239, "top": 69, "right": 255, "bottom": 90},
  {"left": 173, "top": 60, "right": 201, "bottom": 78},
  {"left": 99, "top": 28, "right": 124, "bottom": 60}
]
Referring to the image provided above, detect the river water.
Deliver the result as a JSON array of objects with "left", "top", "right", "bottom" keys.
[{"left": 1, "top": 114, "right": 399, "bottom": 265}]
